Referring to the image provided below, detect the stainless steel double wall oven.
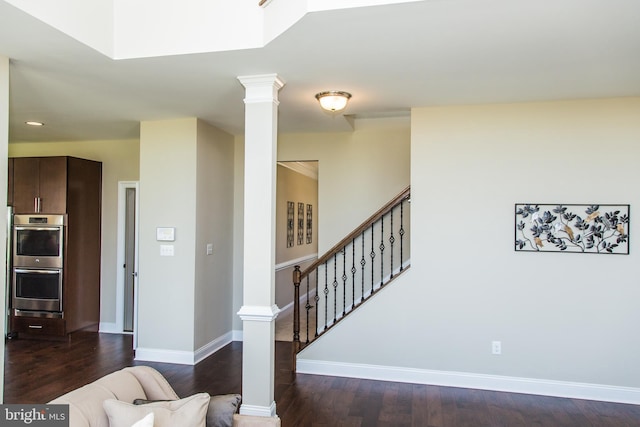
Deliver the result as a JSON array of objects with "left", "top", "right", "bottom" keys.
[{"left": 12, "top": 214, "right": 66, "bottom": 317}]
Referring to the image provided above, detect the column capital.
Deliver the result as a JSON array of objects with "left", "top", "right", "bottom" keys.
[{"left": 237, "top": 74, "right": 285, "bottom": 104}]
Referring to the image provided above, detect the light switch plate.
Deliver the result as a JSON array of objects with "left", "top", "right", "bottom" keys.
[
  {"left": 160, "top": 244, "right": 174, "bottom": 256},
  {"left": 156, "top": 227, "right": 175, "bottom": 241},
  {"left": 206, "top": 243, "right": 213, "bottom": 255}
]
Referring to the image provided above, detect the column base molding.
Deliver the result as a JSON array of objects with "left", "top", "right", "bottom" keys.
[
  {"left": 237, "top": 304, "right": 280, "bottom": 322},
  {"left": 239, "top": 401, "right": 277, "bottom": 417}
]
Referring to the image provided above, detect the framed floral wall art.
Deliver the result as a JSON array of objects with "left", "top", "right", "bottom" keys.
[
  {"left": 515, "top": 203, "right": 629, "bottom": 254},
  {"left": 287, "top": 201, "right": 294, "bottom": 248},
  {"left": 297, "top": 202, "right": 304, "bottom": 245}
]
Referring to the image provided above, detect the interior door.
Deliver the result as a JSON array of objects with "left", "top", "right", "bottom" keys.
[{"left": 123, "top": 187, "right": 136, "bottom": 332}]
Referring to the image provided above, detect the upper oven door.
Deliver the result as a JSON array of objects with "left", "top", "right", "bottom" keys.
[{"left": 13, "top": 215, "right": 65, "bottom": 269}]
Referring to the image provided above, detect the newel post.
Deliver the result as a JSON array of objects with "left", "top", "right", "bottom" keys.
[{"left": 292, "top": 265, "right": 301, "bottom": 370}]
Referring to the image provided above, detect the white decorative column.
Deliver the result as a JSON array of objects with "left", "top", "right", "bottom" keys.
[{"left": 237, "top": 74, "right": 284, "bottom": 417}]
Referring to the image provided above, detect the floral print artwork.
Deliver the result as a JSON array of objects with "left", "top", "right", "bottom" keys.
[{"left": 515, "top": 204, "right": 629, "bottom": 254}]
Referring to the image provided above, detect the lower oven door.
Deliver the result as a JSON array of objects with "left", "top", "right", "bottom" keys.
[{"left": 13, "top": 268, "right": 63, "bottom": 312}]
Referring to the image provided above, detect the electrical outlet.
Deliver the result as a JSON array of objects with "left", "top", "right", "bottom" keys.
[{"left": 492, "top": 341, "right": 502, "bottom": 355}]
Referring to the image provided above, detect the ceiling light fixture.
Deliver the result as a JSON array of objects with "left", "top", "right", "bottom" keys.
[
  {"left": 25, "top": 121, "right": 44, "bottom": 126},
  {"left": 315, "top": 91, "right": 352, "bottom": 113}
]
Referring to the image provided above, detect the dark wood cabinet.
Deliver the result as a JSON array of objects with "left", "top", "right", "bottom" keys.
[
  {"left": 7, "top": 158, "right": 13, "bottom": 206},
  {"left": 12, "top": 315, "right": 65, "bottom": 337},
  {"left": 12, "top": 156, "right": 67, "bottom": 214},
  {"left": 9, "top": 156, "right": 102, "bottom": 337}
]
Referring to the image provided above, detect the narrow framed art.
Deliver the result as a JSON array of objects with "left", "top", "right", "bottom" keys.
[{"left": 515, "top": 203, "right": 629, "bottom": 254}]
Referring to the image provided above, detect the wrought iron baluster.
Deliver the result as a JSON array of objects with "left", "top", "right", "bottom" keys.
[
  {"left": 351, "top": 238, "right": 356, "bottom": 309},
  {"left": 370, "top": 223, "right": 375, "bottom": 293},
  {"left": 323, "top": 261, "right": 329, "bottom": 331},
  {"left": 380, "top": 213, "right": 385, "bottom": 284},
  {"left": 332, "top": 254, "right": 338, "bottom": 324},
  {"left": 314, "top": 268, "right": 319, "bottom": 337},
  {"left": 390, "top": 207, "right": 395, "bottom": 279},
  {"left": 342, "top": 248, "right": 347, "bottom": 316},
  {"left": 305, "top": 275, "right": 311, "bottom": 344},
  {"left": 400, "top": 198, "right": 405, "bottom": 271},
  {"left": 360, "top": 231, "right": 366, "bottom": 303}
]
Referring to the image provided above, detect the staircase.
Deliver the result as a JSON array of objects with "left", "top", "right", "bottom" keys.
[{"left": 292, "top": 186, "right": 411, "bottom": 362}]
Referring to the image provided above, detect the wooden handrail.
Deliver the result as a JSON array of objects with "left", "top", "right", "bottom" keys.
[
  {"left": 299, "top": 186, "right": 410, "bottom": 279},
  {"left": 258, "top": 0, "right": 268, "bottom": 5}
]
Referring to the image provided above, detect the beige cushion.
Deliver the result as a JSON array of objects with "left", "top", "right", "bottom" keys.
[
  {"left": 131, "top": 413, "right": 154, "bottom": 427},
  {"left": 123, "top": 366, "right": 179, "bottom": 401},
  {"left": 50, "top": 371, "right": 147, "bottom": 427},
  {"left": 134, "top": 393, "right": 241, "bottom": 427},
  {"left": 104, "top": 393, "right": 210, "bottom": 427}
]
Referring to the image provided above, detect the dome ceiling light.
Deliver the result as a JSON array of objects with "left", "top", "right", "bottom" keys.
[{"left": 315, "top": 91, "right": 352, "bottom": 113}]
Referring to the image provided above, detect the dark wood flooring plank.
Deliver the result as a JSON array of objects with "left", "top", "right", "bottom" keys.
[{"left": 5, "top": 332, "right": 640, "bottom": 427}]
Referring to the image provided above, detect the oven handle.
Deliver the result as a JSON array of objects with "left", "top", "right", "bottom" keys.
[
  {"left": 14, "top": 226, "right": 62, "bottom": 232},
  {"left": 14, "top": 268, "right": 62, "bottom": 275}
]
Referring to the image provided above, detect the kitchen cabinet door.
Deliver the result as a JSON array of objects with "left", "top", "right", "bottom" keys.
[
  {"left": 12, "top": 157, "right": 67, "bottom": 214},
  {"left": 7, "top": 158, "right": 13, "bottom": 206},
  {"left": 38, "top": 157, "right": 67, "bottom": 213},
  {"left": 12, "top": 157, "right": 40, "bottom": 213}
]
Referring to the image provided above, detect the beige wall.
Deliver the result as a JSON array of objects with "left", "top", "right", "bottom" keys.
[
  {"left": 138, "top": 118, "right": 198, "bottom": 353},
  {"left": 300, "top": 97, "right": 640, "bottom": 394},
  {"left": 275, "top": 164, "right": 318, "bottom": 264},
  {"left": 275, "top": 164, "right": 318, "bottom": 308},
  {"left": 8, "top": 139, "right": 140, "bottom": 325},
  {"left": 137, "top": 118, "right": 236, "bottom": 360},
  {"left": 232, "top": 136, "right": 245, "bottom": 332},
  {"left": 194, "top": 120, "right": 235, "bottom": 350},
  {"left": 277, "top": 117, "right": 411, "bottom": 254}
]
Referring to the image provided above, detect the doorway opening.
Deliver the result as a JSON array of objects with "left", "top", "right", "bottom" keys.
[
  {"left": 274, "top": 161, "right": 318, "bottom": 341},
  {"left": 116, "top": 181, "right": 139, "bottom": 348}
]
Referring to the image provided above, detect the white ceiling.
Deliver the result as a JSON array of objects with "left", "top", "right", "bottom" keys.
[{"left": 1, "top": 0, "right": 640, "bottom": 142}]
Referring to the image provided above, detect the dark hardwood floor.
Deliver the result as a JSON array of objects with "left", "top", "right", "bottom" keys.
[{"left": 4, "top": 332, "right": 640, "bottom": 426}]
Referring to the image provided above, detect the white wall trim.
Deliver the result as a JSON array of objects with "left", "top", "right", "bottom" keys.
[
  {"left": 237, "top": 304, "right": 281, "bottom": 322},
  {"left": 135, "top": 331, "right": 233, "bottom": 365},
  {"left": 232, "top": 329, "right": 243, "bottom": 342},
  {"left": 239, "top": 401, "right": 277, "bottom": 417},
  {"left": 275, "top": 253, "right": 317, "bottom": 272},
  {"left": 277, "top": 161, "right": 318, "bottom": 181},
  {"left": 296, "top": 358, "right": 640, "bottom": 405},
  {"left": 135, "top": 347, "right": 196, "bottom": 365},
  {"left": 194, "top": 331, "right": 234, "bottom": 364},
  {"left": 99, "top": 322, "right": 122, "bottom": 334}
]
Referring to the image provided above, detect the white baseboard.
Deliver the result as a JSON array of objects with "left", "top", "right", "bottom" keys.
[
  {"left": 296, "top": 358, "right": 640, "bottom": 405},
  {"left": 135, "top": 331, "right": 234, "bottom": 365},
  {"left": 232, "top": 329, "right": 243, "bottom": 342},
  {"left": 135, "top": 347, "right": 196, "bottom": 365},
  {"left": 98, "top": 322, "right": 121, "bottom": 334},
  {"left": 194, "top": 331, "right": 233, "bottom": 364}
]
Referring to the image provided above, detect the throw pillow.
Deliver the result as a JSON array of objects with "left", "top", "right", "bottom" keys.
[
  {"left": 207, "top": 394, "right": 242, "bottom": 427},
  {"left": 133, "top": 393, "right": 241, "bottom": 427},
  {"left": 131, "top": 413, "right": 154, "bottom": 427},
  {"left": 104, "top": 393, "right": 210, "bottom": 427}
]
